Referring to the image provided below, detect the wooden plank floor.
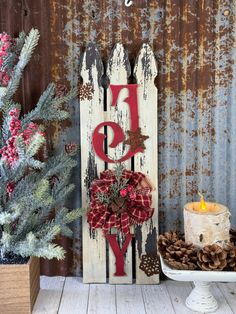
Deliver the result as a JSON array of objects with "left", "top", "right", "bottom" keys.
[{"left": 33, "top": 277, "right": 236, "bottom": 314}]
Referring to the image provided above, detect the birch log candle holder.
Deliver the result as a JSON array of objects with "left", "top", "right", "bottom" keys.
[
  {"left": 173, "top": 194, "right": 233, "bottom": 313},
  {"left": 184, "top": 201, "right": 231, "bottom": 248}
]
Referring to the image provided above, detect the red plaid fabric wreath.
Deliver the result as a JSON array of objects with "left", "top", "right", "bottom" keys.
[{"left": 87, "top": 169, "right": 154, "bottom": 234}]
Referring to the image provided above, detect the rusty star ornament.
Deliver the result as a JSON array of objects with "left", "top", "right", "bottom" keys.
[{"left": 124, "top": 127, "right": 149, "bottom": 152}]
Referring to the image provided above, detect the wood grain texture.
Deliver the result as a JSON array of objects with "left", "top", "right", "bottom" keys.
[
  {"left": 218, "top": 282, "right": 236, "bottom": 313},
  {"left": 33, "top": 277, "right": 236, "bottom": 314},
  {"left": 116, "top": 284, "right": 146, "bottom": 314},
  {"left": 33, "top": 276, "right": 65, "bottom": 314},
  {"left": 106, "top": 44, "right": 133, "bottom": 284},
  {"left": 142, "top": 284, "right": 175, "bottom": 314},
  {"left": 59, "top": 277, "right": 89, "bottom": 314},
  {"left": 80, "top": 43, "right": 106, "bottom": 283},
  {"left": 206, "top": 283, "right": 233, "bottom": 314},
  {"left": 134, "top": 43, "right": 159, "bottom": 284},
  {"left": 0, "top": 257, "right": 39, "bottom": 314},
  {"left": 87, "top": 284, "right": 116, "bottom": 314},
  {"left": 165, "top": 280, "right": 199, "bottom": 314}
]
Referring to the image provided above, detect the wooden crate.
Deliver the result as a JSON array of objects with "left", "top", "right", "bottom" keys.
[
  {"left": 80, "top": 43, "right": 159, "bottom": 284},
  {"left": 0, "top": 257, "right": 40, "bottom": 314}
]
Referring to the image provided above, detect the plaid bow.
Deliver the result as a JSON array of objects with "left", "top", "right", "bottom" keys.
[{"left": 87, "top": 169, "right": 154, "bottom": 235}]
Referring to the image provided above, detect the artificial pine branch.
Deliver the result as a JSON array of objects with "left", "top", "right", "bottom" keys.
[
  {"left": 97, "top": 163, "right": 129, "bottom": 205},
  {"left": 0, "top": 29, "right": 83, "bottom": 261},
  {"left": 2, "top": 29, "right": 40, "bottom": 105}
]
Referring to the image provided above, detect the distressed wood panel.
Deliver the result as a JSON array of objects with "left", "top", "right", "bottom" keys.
[
  {"left": 106, "top": 44, "right": 133, "bottom": 284},
  {"left": 134, "top": 44, "right": 159, "bottom": 284},
  {"left": 80, "top": 43, "right": 106, "bottom": 283}
]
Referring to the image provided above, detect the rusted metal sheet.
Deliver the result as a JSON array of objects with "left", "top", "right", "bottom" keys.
[{"left": 0, "top": 0, "right": 235, "bottom": 276}]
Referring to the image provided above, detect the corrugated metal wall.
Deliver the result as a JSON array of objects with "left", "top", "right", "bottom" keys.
[{"left": 0, "top": 0, "right": 235, "bottom": 276}]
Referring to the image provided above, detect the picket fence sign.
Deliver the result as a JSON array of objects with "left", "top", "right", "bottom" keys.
[{"left": 80, "top": 42, "right": 158, "bottom": 284}]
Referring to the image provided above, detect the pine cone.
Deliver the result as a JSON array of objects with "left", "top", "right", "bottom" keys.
[
  {"left": 55, "top": 84, "right": 68, "bottom": 97},
  {"left": 49, "top": 175, "right": 59, "bottom": 188},
  {"left": 225, "top": 244, "right": 236, "bottom": 271},
  {"left": 197, "top": 244, "right": 227, "bottom": 271},
  {"left": 164, "top": 239, "right": 198, "bottom": 270},
  {"left": 65, "top": 143, "right": 78, "bottom": 154},
  {"left": 158, "top": 231, "right": 180, "bottom": 256},
  {"left": 230, "top": 229, "right": 236, "bottom": 246}
]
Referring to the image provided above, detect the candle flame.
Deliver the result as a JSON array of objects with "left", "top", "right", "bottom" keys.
[{"left": 198, "top": 192, "right": 207, "bottom": 212}]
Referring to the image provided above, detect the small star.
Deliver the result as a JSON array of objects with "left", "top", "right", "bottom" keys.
[{"left": 124, "top": 128, "right": 149, "bottom": 153}]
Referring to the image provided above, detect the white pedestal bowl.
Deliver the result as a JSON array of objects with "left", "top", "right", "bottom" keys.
[{"left": 160, "top": 256, "right": 236, "bottom": 313}]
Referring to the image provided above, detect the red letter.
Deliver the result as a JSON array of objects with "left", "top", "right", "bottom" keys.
[
  {"left": 106, "top": 234, "right": 133, "bottom": 276},
  {"left": 92, "top": 84, "right": 143, "bottom": 163},
  {"left": 92, "top": 121, "right": 125, "bottom": 163}
]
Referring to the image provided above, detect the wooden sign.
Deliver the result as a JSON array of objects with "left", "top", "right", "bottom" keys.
[{"left": 80, "top": 43, "right": 159, "bottom": 284}]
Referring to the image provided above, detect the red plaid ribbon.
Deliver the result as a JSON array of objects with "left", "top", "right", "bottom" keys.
[{"left": 87, "top": 169, "right": 154, "bottom": 235}]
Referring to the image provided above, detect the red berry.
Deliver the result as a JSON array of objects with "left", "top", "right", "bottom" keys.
[
  {"left": 120, "top": 189, "right": 128, "bottom": 197},
  {"left": 129, "top": 192, "right": 136, "bottom": 200}
]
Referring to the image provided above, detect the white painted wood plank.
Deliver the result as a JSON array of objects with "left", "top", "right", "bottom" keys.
[
  {"left": 218, "top": 282, "right": 236, "bottom": 313},
  {"left": 80, "top": 43, "right": 106, "bottom": 283},
  {"left": 116, "top": 284, "right": 146, "bottom": 314},
  {"left": 107, "top": 44, "right": 133, "bottom": 284},
  {"left": 33, "top": 276, "right": 65, "bottom": 314},
  {"left": 87, "top": 284, "right": 116, "bottom": 314},
  {"left": 142, "top": 284, "right": 175, "bottom": 314},
  {"left": 208, "top": 283, "right": 233, "bottom": 314},
  {"left": 58, "top": 277, "right": 89, "bottom": 314},
  {"left": 165, "top": 280, "right": 199, "bottom": 314},
  {"left": 106, "top": 43, "right": 131, "bottom": 167},
  {"left": 134, "top": 44, "right": 159, "bottom": 284}
]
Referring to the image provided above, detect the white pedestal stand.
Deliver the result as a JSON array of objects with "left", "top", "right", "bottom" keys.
[
  {"left": 185, "top": 281, "right": 218, "bottom": 312},
  {"left": 160, "top": 256, "right": 236, "bottom": 313}
]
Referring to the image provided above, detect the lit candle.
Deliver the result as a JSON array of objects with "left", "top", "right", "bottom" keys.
[
  {"left": 198, "top": 192, "right": 207, "bottom": 212},
  {"left": 184, "top": 194, "right": 231, "bottom": 248}
]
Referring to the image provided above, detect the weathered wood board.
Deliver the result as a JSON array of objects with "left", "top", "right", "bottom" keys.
[
  {"left": 81, "top": 43, "right": 159, "bottom": 284},
  {"left": 80, "top": 43, "right": 106, "bottom": 283},
  {"left": 106, "top": 44, "right": 133, "bottom": 284},
  {"left": 134, "top": 44, "right": 159, "bottom": 284}
]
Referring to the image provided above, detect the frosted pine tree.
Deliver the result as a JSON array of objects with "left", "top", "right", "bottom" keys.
[{"left": 0, "top": 29, "right": 83, "bottom": 263}]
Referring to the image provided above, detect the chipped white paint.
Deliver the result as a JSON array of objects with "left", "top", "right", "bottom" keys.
[
  {"left": 80, "top": 43, "right": 106, "bottom": 283},
  {"left": 134, "top": 44, "right": 159, "bottom": 284},
  {"left": 81, "top": 43, "right": 159, "bottom": 284},
  {"left": 106, "top": 44, "right": 133, "bottom": 284}
]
